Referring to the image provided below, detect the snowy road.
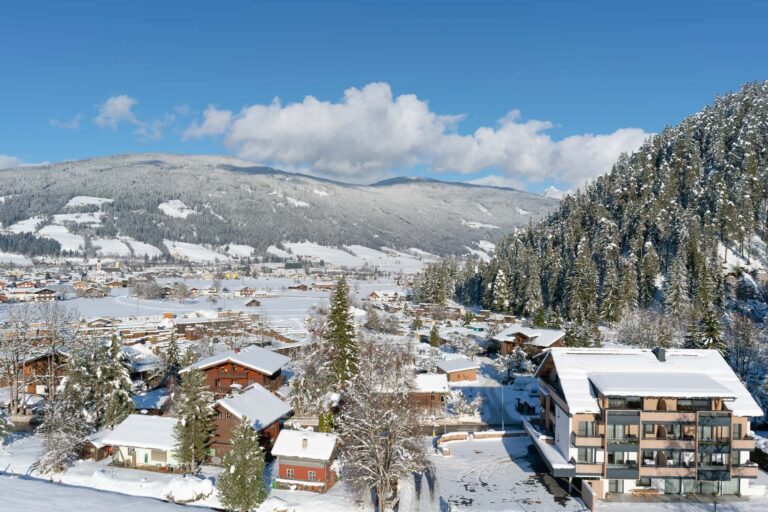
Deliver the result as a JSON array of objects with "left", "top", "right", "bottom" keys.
[{"left": 0, "top": 475, "right": 213, "bottom": 511}]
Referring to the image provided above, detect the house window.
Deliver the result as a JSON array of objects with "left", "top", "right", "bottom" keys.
[
  {"left": 608, "top": 479, "right": 623, "bottom": 493},
  {"left": 150, "top": 449, "right": 167, "bottom": 463},
  {"left": 578, "top": 421, "right": 595, "bottom": 436},
  {"left": 225, "top": 412, "right": 232, "bottom": 419},
  {"left": 286, "top": 468, "right": 294, "bottom": 478},
  {"left": 577, "top": 448, "right": 596, "bottom": 463},
  {"left": 643, "top": 423, "right": 655, "bottom": 437},
  {"left": 308, "top": 470, "right": 317, "bottom": 482},
  {"left": 733, "top": 423, "right": 743, "bottom": 440}
]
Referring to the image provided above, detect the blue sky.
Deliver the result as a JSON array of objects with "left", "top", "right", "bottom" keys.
[{"left": 1, "top": 0, "right": 766, "bottom": 192}]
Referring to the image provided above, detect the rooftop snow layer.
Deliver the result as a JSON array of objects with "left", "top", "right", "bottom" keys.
[
  {"left": 414, "top": 373, "right": 450, "bottom": 393},
  {"left": 180, "top": 346, "right": 290, "bottom": 376},
  {"left": 216, "top": 384, "right": 292, "bottom": 431},
  {"left": 588, "top": 372, "right": 735, "bottom": 399},
  {"left": 436, "top": 357, "right": 480, "bottom": 373},
  {"left": 100, "top": 414, "right": 178, "bottom": 451},
  {"left": 271, "top": 429, "right": 338, "bottom": 461},
  {"left": 538, "top": 348, "right": 763, "bottom": 417},
  {"left": 494, "top": 323, "right": 565, "bottom": 348}
]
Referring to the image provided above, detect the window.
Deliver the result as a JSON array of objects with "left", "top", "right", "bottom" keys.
[
  {"left": 608, "top": 398, "right": 626, "bottom": 409},
  {"left": 308, "top": 470, "right": 317, "bottom": 482},
  {"left": 286, "top": 468, "right": 294, "bottom": 479},
  {"left": 577, "top": 448, "right": 596, "bottom": 463},
  {"left": 578, "top": 421, "right": 595, "bottom": 436},
  {"left": 636, "top": 478, "right": 651, "bottom": 487},
  {"left": 643, "top": 423, "right": 655, "bottom": 436},
  {"left": 150, "top": 449, "right": 166, "bottom": 463},
  {"left": 626, "top": 397, "right": 642, "bottom": 410},
  {"left": 608, "top": 480, "right": 623, "bottom": 493},
  {"left": 731, "top": 451, "right": 741, "bottom": 466},
  {"left": 733, "top": 423, "right": 743, "bottom": 440}
]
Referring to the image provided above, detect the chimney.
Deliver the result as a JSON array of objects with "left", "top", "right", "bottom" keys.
[
  {"left": 652, "top": 347, "right": 666, "bottom": 362},
  {"left": 302, "top": 437, "right": 308, "bottom": 450}
]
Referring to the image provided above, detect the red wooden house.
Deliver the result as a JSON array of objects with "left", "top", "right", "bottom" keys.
[{"left": 272, "top": 429, "right": 339, "bottom": 492}]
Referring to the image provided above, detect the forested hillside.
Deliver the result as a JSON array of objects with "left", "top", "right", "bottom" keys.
[{"left": 0, "top": 154, "right": 557, "bottom": 258}]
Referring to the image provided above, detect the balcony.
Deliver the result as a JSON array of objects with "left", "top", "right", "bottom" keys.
[
  {"left": 217, "top": 371, "right": 249, "bottom": 379},
  {"left": 697, "top": 465, "right": 730, "bottom": 481},
  {"left": 732, "top": 436, "right": 756, "bottom": 450},
  {"left": 698, "top": 438, "right": 732, "bottom": 454},
  {"left": 606, "top": 411, "right": 641, "bottom": 425},
  {"left": 571, "top": 432, "right": 603, "bottom": 448},
  {"left": 641, "top": 411, "right": 696, "bottom": 423},
  {"left": 698, "top": 411, "right": 731, "bottom": 426},
  {"left": 607, "top": 436, "right": 639, "bottom": 452},
  {"left": 606, "top": 461, "right": 639, "bottom": 479},
  {"left": 640, "top": 437, "right": 695, "bottom": 450},
  {"left": 732, "top": 464, "right": 759, "bottom": 478},
  {"left": 639, "top": 465, "right": 695, "bottom": 478},
  {"left": 574, "top": 462, "right": 603, "bottom": 476}
]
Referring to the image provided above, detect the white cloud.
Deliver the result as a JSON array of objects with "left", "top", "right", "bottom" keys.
[
  {"left": 49, "top": 114, "right": 81, "bottom": 129},
  {"left": 183, "top": 105, "right": 233, "bottom": 140},
  {"left": 94, "top": 95, "right": 140, "bottom": 129},
  {"left": 0, "top": 155, "right": 23, "bottom": 170},
  {"left": 183, "top": 82, "right": 651, "bottom": 186}
]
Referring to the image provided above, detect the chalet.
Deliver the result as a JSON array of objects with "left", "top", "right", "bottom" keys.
[
  {"left": 239, "top": 286, "right": 256, "bottom": 297},
  {"left": 245, "top": 298, "right": 262, "bottom": 307},
  {"left": 288, "top": 284, "right": 309, "bottom": 292},
  {"left": 72, "top": 280, "right": 89, "bottom": 291},
  {"left": 0, "top": 287, "right": 58, "bottom": 303},
  {"left": 180, "top": 346, "right": 290, "bottom": 396},
  {"left": 81, "top": 429, "right": 112, "bottom": 461},
  {"left": 493, "top": 323, "right": 566, "bottom": 356},
  {"left": 105, "top": 280, "right": 126, "bottom": 289},
  {"left": 311, "top": 282, "right": 335, "bottom": 292},
  {"left": 82, "top": 286, "right": 109, "bottom": 298},
  {"left": 436, "top": 358, "right": 480, "bottom": 382},
  {"left": 16, "top": 279, "right": 37, "bottom": 288},
  {"left": 272, "top": 429, "right": 339, "bottom": 492},
  {"left": 101, "top": 414, "right": 181, "bottom": 471},
  {"left": 527, "top": 348, "right": 762, "bottom": 506},
  {"left": 410, "top": 373, "right": 449, "bottom": 412},
  {"left": 211, "top": 383, "right": 293, "bottom": 461},
  {"left": 23, "top": 351, "right": 68, "bottom": 395},
  {"left": 368, "top": 290, "right": 400, "bottom": 302}
]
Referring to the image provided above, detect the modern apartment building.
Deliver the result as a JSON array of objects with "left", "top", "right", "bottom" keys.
[{"left": 525, "top": 347, "right": 762, "bottom": 503}]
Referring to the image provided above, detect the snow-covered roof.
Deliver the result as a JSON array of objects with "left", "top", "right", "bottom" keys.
[
  {"left": 100, "top": 414, "right": 178, "bottom": 451},
  {"left": 216, "top": 384, "right": 292, "bottom": 431},
  {"left": 494, "top": 323, "right": 565, "bottom": 348},
  {"left": 180, "top": 346, "right": 290, "bottom": 376},
  {"left": 589, "top": 372, "right": 735, "bottom": 399},
  {"left": 272, "top": 429, "right": 338, "bottom": 461},
  {"left": 537, "top": 348, "right": 763, "bottom": 417},
  {"left": 414, "top": 373, "right": 450, "bottom": 393},
  {"left": 436, "top": 357, "right": 479, "bottom": 373}
]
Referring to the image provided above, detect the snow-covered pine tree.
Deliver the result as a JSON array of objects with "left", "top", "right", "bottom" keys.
[
  {"left": 698, "top": 308, "right": 727, "bottom": 356},
  {"left": 173, "top": 368, "right": 215, "bottom": 472},
  {"left": 491, "top": 265, "right": 510, "bottom": 313},
  {"left": 164, "top": 333, "right": 181, "bottom": 376},
  {"left": 0, "top": 409, "right": 11, "bottom": 440},
  {"left": 216, "top": 417, "right": 267, "bottom": 512},
  {"left": 36, "top": 397, "right": 91, "bottom": 473},
  {"left": 100, "top": 336, "right": 135, "bottom": 428},
  {"left": 326, "top": 276, "right": 358, "bottom": 384},
  {"left": 664, "top": 251, "right": 691, "bottom": 315}
]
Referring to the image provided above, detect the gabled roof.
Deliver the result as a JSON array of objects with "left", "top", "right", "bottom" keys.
[
  {"left": 100, "top": 414, "right": 178, "bottom": 451},
  {"left": 180, "top": 346, "right": 290, "bottom": 376},
  {"left": 272, "top": 429, "right": 338, "bottom": 461},
  {"left": 436, "top": 357, "right": 479, "bottom": 373},
  {"left": 216, "top": 383, "right": 292, "bottom": 431},
  {"left": 414, "top": 373, "right": 450, "bottom": 393},
  {"left": 493, "top": 323, "right": 565, "bottom": 348},
  {"left": 536, "top": 348, "right": 763, "bottom": 417}
]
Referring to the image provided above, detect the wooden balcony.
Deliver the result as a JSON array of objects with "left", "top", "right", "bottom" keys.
[
  {"left": 732, "top": 437, "right": 756, "bottom": 450},
  {"left": 640, "top": 438, "right": 695, "bottom": 450},
  {"left": 641, "top": 411, "right": 696, "bottom": 422},
  {"left": 571, "top": 432, "right": 604, "bottom": 447},
  {"left": 732, "top": 464, "right": 759, "bottom": 478},
  {"left": 639, "top": 466, "right": 695, "bottom": 478}
]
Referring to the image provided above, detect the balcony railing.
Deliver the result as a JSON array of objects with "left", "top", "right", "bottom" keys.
[{"left": 571, "top": 432, "right": 603, "bottom": 447}]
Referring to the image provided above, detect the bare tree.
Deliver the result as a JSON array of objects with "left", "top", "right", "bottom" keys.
[
  {"left": 174, "top": 282, "right": 190, "bottom": 303},
  {"left": 35, "top": 302, "right": 78, "bottom": 400},
  {"left": 337, "top": 341, "right": 427, "bottom": 511},
  {"left": 0, "top": 304, "right": 35, "bottom": 415}
]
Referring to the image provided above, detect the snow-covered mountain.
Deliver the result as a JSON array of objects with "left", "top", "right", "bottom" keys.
[{"left": 0, "top": 153, "right": 559, "bottom": 259}]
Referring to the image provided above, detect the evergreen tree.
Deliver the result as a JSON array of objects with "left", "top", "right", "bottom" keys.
[
  {"left": 173, "top": 369, "right": 215, "bottom": 472},
  {"left": 217, "top": 418, "right": 267, "bottom": 512},
  {"left": 325, "top": 276, "right": 358, "bottom": 384},
  {"left": 699, "top": 309, "right": 727, "bottom": 355},
  {"left": 429, "top": 324, "right": 441, "bottom": 347},
  {"left": 100, "top": 336, "right": 134, "bottom": 428},
  {"left": 491, "top": 265, "right": 510, "bottom": 312},
  {"left": 664, "top": 251, "right": 691, "bottom": 315},
  {"left": 164, "top": 333, "right": 181, "bottom": 375}
]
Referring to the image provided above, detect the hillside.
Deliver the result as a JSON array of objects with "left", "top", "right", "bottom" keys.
[
  {"left": 474, "top": 81, "right": 768, "bottom": 327},
  {"left": 0, "top": 154, "right": 558, "bottom": 262}
]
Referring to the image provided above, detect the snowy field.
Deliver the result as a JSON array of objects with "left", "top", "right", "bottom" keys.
[{"left": 0, "top": 476, "right": 212, "bottom": 512}]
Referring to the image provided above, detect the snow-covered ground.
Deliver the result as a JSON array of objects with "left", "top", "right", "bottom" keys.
[
  {"left": 461, "top": 219, "right": 501, "bottom": 230},
  {"left": 119, "top": 237, "right": 164, "bottom": 258},
  {"left": 37, "top": 225, "right": 85, "bottom": 252},
  {"left": 52, "top": 212, "right": 103, "bottom": 225},
  {"left": 93, "top": 238, "right": 132, "bottom": 257},
  {"left": 225, "top": 244, "right": 255, "bottom": 258},
  {"left": 0, "top": 251, "right": 32, "bottom": 266},
  {"left": 158, "top": 200, "right": 195, "bottom": 219},
  {"left": 0, "top": 475, "right": 213, "bottom": 512},
  {"left": 163, "top": 241, "right": 227, "bottom": 262},
  {"left": 65, "top": 196, "right": 114, "bottom": 208},
  {"left": 8, "top": 216, "right": 45, "bottom": 234}
]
